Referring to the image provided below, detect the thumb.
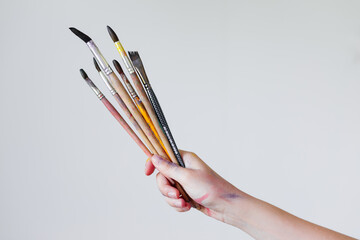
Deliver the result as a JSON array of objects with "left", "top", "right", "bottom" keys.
[{"left": 151, "top": 155, "right": 188, "bottom": 183}]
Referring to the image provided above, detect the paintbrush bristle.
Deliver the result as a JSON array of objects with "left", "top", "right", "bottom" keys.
[
  {"left": 127, "top": 51, "right": 139, "bottom": 61},
  {"left": 107, "top": 26, "right": 119, "bottom": 42},
  {"left": 112, "top": 59, "right": 124, "bottom": 75},
  {"left": 69, "top": 27, "right": 92, "bottom": 43},
  {"left": 79, "top": 69, "right": 89, "bottom": 79},
  {"left": 128, "top": 51, "right": 142, "bottom": 68},
  {"left": 93, "top": 58, "right": 101, "bottom": 72}
]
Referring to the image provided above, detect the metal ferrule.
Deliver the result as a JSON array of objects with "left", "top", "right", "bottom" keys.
[
  {"left": 86, "top": 79, "right": 104, "bottom": 100},
  {"left": 138, "top": 66, "right": 149, "bottom": 83},
  {"left": 123, "top": 55, "right": 135, "bottom": 74},
  {"left": 134, "top": 67, "right": 149, "bottom": 88},
  {"left": 99, "top": 71, "right": 116, "bottom": 95},
  {"left": 115, "top": 41, "right": 135, "bottom": 74},
  {"left": 87, "top": 40, "right": 113, "bottom": 75},
  {"left": 124, "top": 80, "right": 138, "bottom": 99}
]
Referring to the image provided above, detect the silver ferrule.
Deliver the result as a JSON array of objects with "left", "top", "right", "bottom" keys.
[
  {"left": 122, "top": 55, "right": 135, "bottom": 74},
  {"left": 99, "top": 71, "right": 116, "bottom": 95},
  {"left": 139, "top": 68, "right": 149, "bottom": 83},
  {"left": 87, "top": 40, "right": 113, "bottom": 75},
  {"left": 124, "top": 80, "right": 138, "bottom": 99},
  {"left": 86, "top": 79, "right": 104, "bottom": 100},
  {"left": 134, "top": 67, "right": 149, "bottom": 88}
]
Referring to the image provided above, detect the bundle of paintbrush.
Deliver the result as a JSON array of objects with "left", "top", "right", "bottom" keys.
[{"left": 69, "top": 26, "right": 202, "bottom": 210}]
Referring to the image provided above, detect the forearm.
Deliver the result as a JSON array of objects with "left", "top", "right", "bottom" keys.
[
  {"left": 146, "top": 153, "right": 355, "bottom": 239},
  {"left": 222, "top": 190, "right": 355, "bottom": 240}
]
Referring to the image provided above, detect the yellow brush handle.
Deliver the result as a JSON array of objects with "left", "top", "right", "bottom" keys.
[
  {"left": 136, "top": 98, "right": 170, "bottom": 159},
  {"left": 115, "top": 41, "right": 125, "bottom": 54}
]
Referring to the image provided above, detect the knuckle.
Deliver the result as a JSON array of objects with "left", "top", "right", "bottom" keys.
[
  {"left": 185, "top": 151, "right": 198, "bottom": 158},
  {"left": 165, "top": 198, "right": 174, "bottom": 207},
  {"left": 166, "top": 198, "right": 182, "bottom": 208},
  {"left": 156, "top": 173, "right": 167, "bottom": 185},
  {"left": 181, "top": 169, "right": 192, "bottom": 182},
  {"left": 189, "top": 151, "right": 197, "bottom": 157},
  {"left": 162, "top": 161, "right": 178, "bottom": 175},
  {"left": 158, "top": 183, "right": 167, "bottom": 193},
  {"left": 165, "top": 160, "right": 176, "bottom": 170},
  {"left": 160, "top": 190, "right": 167, "bottom": 197},
  {"left": 156, "top": 172, "right": 162, "bottom": 182}
]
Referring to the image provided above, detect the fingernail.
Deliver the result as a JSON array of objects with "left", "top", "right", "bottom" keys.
[
  {"left": 168, "top": 192, "right": 177, "bottom": 198},
  {"left": 175, "top": 201, "right": 183, "bottom": 208}
]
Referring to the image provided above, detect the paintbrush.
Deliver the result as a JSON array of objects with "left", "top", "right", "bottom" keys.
[
  {"left": 93, "top": 58, "right": 157, "bottom": 154},
  {"left": 128, "top": 51, "right": 185, "bottom": 168},
  {"left": 112, "top": 59, "right": 170, "bottom": 158},
  {"left": 106, "top": 26, "right": 178, "bottom": 166},
  {"left": 80, "top": 69, "right": 152, "bottom": 158},
  {"left": 69, "top": 27, "right": 167, "bottom": 157}
]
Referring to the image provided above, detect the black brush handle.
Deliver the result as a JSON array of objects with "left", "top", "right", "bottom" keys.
[{"left": 145, "top": 86, "right": 185, "bottom": 167}]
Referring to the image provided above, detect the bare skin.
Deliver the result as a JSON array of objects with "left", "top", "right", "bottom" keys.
[{"left": 145, "top": 150, "right": 356, "bottom": 240}]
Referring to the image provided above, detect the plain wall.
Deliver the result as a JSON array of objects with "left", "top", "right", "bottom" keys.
[{"left": 0, "top": 0, "right": 359, "bottom": 239}]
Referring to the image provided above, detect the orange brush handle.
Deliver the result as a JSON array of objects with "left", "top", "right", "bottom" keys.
[{"left": 135, "top": 97, "right": 170, "bottom": 158}]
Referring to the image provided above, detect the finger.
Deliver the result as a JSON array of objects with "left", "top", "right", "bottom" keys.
[
  {"left": 151, "top": 155, "right": 189, "bottom": 183},
  {"left": 165, "top": 197, "right": 188, "bottom": 208},
  {"left": 156, "top": 173, "right": 180, "bottom": 199},
  {"left": 145, "top": 157, "right": 155, "bottom": 176},
  {"left": 174, "top": 203, "right": 192, "bottom": 212},
  {"left": 179, "top": 150, "right": 204, "bottom": 169}
]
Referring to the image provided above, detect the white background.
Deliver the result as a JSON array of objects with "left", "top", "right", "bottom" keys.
[{"left": 0, "top": 0, "right": 359, "bottom": 239}]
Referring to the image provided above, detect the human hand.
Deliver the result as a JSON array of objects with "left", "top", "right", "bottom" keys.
[
  {"left": 145, "top": 151, "right": 357, "bottom": 240},
  {"left": 145, "top": 150, "right": 248, "bottom": 222}
]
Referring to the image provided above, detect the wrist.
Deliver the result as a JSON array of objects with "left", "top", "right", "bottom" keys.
[{"left": 221, "top": 188, "right": 255, "bottom": 228}]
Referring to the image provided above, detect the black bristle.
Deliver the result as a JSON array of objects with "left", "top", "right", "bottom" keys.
[
  {"left": 128, "top": 51, "right": 142, "bottom": 69},
  {"left": 79, "top": 69, "right": 88, "bottom": 79},
  {"left": 107, "top": 26, "right": 119, "bottom": 42},
  {"left": 112, "top": 59, "right": 124, "bottom": 75},
  {"left": 93, "top": 58, "right": 101, "bottom": 72},
  {"left": 127, "top": 51, "right": 139, "bottom": 61},
  {"left": 69, "top": 27, "right": 92, "bottom": 43}
]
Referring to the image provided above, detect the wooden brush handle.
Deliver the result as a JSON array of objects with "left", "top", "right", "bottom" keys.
[
  {"left": 112, "top": 93, "right": 157, "bottom": 154},
  {"left": 100, "top": 97, "right": 152, "bottom": 158},
  {"left": 107, "top": 72, "right": 168, "bottom": 157}
]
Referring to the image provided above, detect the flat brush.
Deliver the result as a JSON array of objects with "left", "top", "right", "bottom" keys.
[
  {"left": 69, "top": 27, "right": 167, "bottom": 157},
  {"left": 112, "top": 59, "right": 170, "bottom": 158},
  {"left": 129, "top": 51, "right": 185, "bottom": 168},
  {"left": 80, "top": 69, "right": 152, "bottom": 158},
  {"left": 93, "top": 58, "right": 157, "bottom": 154},
  {"left": 107, "top": 26, "right": 178, "bottom": 165}
]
